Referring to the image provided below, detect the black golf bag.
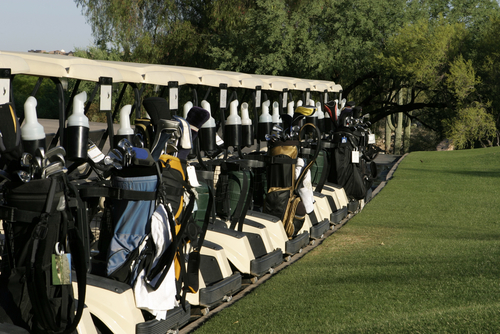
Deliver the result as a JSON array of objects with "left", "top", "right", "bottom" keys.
[
  {"left": 0, "top": 175, "right": 87, "bottom": 334},
  {"left": 263, "top": 140, "right": 307, "bottom": 238},
  {"left": 329, "top": 129, "right": 378, "bottom": 201},
  {"left": 0, "top": 102, "right": 86, "bottom": 334}
]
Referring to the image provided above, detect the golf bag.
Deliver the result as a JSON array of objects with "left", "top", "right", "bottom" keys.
[
  {"left": 0, "top": 101, "right": 86, "bottom": 334},
  {"left": 83, "top": 152, "right": 203, "bottom": 313},
  {"left": 104, "top": 167, "right": 159, "bottom": 282},
  {"left": 215, "top": 161, "right": 253, "bottom": 231},
  {"left": 329, "top": 129, "right": 377, "bottom": 200},
  {"left": 155, "top": 154, "right": 203, "bottom": 296},
  {"left": 264, "top": 122, "right": 322, "bottom": 238},
  {"left": 0, "top": 175, "right": 87, "bottom": 334},
  {"left": 134, "top": 97, "right": 171, "bottom": 151},
  {"left": 263, "top": 140, "right": 306, "bottom": 238}
]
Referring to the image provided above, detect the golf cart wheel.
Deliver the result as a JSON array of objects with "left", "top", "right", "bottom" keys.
[
  {"left": 284, "top": 255, "right": 292, "bottom": 262},
  {"left": 201, "top": 307, "right": 210, "bottom": 316},
  {"left": 250, "top": 276, "right": 258, "bottom": 284},
  {"left": 309, "top": 239, "right": 316, "bottom": 246}
]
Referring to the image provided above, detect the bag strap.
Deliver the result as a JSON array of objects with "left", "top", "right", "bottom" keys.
[
  {"left": 29, "top": 175, "right": 88, "bottom": 334},
  {"left": 314, "top": 150, "right": 330, "bottom": 193},
  {"left": 228, "top": 167, "right": 250, "bottom": 231},
  {"left": 0, "top": 205, "right": 46, "bottom": 222},
  {"left": 237, "top": 170, "right": 254, "bottom": 232},
  {"left": 195, "top": 185, "right": 214, "bottom": 250},
  {"left": 78, "top": 184, "right": 157, "bottom": 201},
  {"left": 146, "top": 188, "right": 196, "bottom": 287},
  {"left": 64, "top": 177, "right": 88, "bottom": 332},
  {"left": 28, "top": 177, "right": 58, "bottom": 332},
  {"left": 296, "top": 123, "right": 321, "bottom": 193}
]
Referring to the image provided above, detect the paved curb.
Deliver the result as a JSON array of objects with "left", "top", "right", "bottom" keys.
[{"left": 372, "top": 153, "right": 408, "bottom": 198}]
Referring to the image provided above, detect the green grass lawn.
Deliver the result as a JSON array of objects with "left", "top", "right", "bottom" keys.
[{"left": 193, "top": 147, "right": 500, "bottom": 334}]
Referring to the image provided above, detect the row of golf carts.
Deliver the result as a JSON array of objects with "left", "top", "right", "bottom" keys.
[{"left": 0, "top": 51, "right": 379, "bottom": 334}]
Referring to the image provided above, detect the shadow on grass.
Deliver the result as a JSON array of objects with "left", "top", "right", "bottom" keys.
[{"left": 400, "top": 167, "right": 500, "bottom": 178}]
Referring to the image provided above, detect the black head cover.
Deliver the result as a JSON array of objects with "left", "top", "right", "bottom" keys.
[
  {"left": 281, "top": 114, "right": 293, "bottom": 132},
  {"left": 353, "top": 106, "right": 362, "bottom": 119},
  {"left": 186, "top": 106, "right": 210, "bottom": 132},
  {"left": 177, "top": 106, "right": 210, "bottom": 160},
  {"left": 142, "top": 97, "right": 170, "bottom": 125}
]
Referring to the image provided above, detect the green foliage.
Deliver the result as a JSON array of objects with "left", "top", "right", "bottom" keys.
[
  {"left": 12, "top": 75, "right": 61, "bottom": 119},
  {"left": 322, "top": 0, "right": 409, "bottom": 81},
  {"left": 444, "top": 102, "right": 496, "bottom": 149},
  {"left": 209, "top": 0, "right": 293, "bottom": 75},
  {"left": 377, "top": 17, "right": 466, "bottom": 88},
  {"left": 445, "top": 55, "right": 479, "bottom": 100},
  {"left": 73, "top": 0, "right": 500, "bottom": 149}
]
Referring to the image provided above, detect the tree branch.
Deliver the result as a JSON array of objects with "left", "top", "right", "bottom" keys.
[{"left": 370, "top": 102, "right": 448, "bottom": 124}]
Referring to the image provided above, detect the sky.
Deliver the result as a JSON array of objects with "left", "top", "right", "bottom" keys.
[{"left": 1, "top": 0, "right": 94, "bottom": 53}]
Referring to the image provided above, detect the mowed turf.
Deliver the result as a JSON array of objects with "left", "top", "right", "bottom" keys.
[{"left": 192, "top": 147, "right": 500, "bottom": 334}]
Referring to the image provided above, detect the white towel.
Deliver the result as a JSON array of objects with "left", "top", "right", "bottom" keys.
[
  {"left": 133, "top": 204, "right": 178, "bottom": 320},
  {"left": 174, "top": 116, "right": 192, "bottom": 150},
  {"left": 295, "top": 158, "right": 314, "bottom": 214}
]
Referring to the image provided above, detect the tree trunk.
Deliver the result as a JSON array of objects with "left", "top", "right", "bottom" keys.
[
  {"left": 394, "top": 112, "right": 403, "bottom": 155},
  {"left": 403, "top": 111, "right": 412, "bottom": 154},
  {"left": 385, "top": 117, "right": 392, "bottom": 154}
]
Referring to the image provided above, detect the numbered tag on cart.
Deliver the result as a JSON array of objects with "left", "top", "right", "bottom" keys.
[
  {"left": 368, "top": 133, "right": 376, "bottom": 144},
  {"left": 187, "top": 165, "right": 201, "bottom": 187},
  {"left": 351, "top": 149, "right": 360, "bottom": 164}
]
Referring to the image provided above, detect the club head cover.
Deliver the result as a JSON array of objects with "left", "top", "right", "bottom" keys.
[
  {"left": 142, "top": 97, "right": 171, "bottom": 126},
  {"left": 172, "top": 115, "right": 192, "bottom": 150},
  {"left": 292, "top": 114, "right": 306, "bottom": 128},
  {"left": 353, "top": 106, "right": 362, "bottom": 119},
  {"left": 280, "top": 114, "right": 293, "bottom": 133},
  {"left": 294, "top": 105, "right": 316, "bottom": 117},
  {"left": 131, "top": 147, "right": 155, "bottom": 166},
  {"left": 177, "top": 106, "right": 210, "bottom": 160},
  {"left": 151, "top": 132, "right": 170, "bottom": 161},
  {"left": 324, "top": 103, "right": 334, "bottom": 120},
  {"left": 151, "top": 119, "right": 180, "bottom": 159},
  {"left": 186, "top": 106, "right": 210, "bottom": 140}
]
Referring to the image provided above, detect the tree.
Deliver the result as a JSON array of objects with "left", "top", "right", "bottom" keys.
[
  {"left": 208, "top": 0, "right": 330, "bottom": 78},
  {"left": 340, "top": 0, "right": 500, "bottom": 149},
  {"left": 74, "top": 0, "right": 500, "bottom": 149},
  {"left": 470, "top": 13, "right": 500, "bottom": 146}
]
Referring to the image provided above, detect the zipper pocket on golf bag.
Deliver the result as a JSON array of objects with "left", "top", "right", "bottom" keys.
[
  {"left": 215, "top": 170, "right": 230, "bottom": 220},
  {"left": 158, "top": 154, "right": 188, "bottom": 221},
  {"left": 264, "top": 187, "right": 292, "bottom": 222},
  {"left": 282, "top": 194, "right": 306, "bottom": 238}
]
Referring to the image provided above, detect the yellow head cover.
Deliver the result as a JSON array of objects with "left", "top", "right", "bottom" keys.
[{"left": 294, "top": 106, "right": 316, "bottom": 116}]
